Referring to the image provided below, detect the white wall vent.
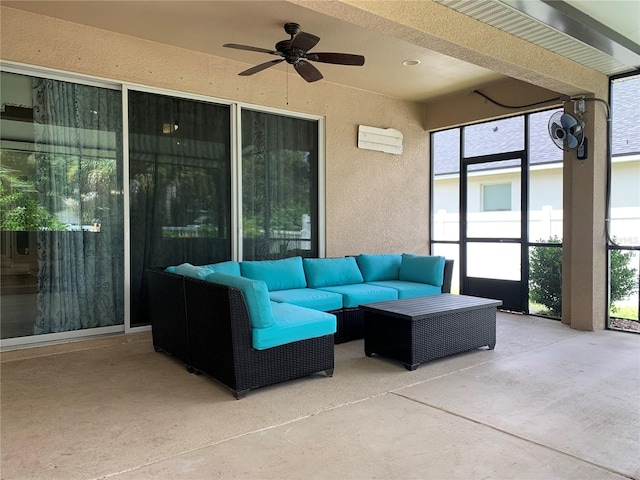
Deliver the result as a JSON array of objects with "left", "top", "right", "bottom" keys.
[{"left": 357, "top": 125, "right": 403, "bottom": 155}]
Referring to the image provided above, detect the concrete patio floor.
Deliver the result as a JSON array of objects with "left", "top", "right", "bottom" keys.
[{"left": 1, "top": 312, "right": 639, "bottom": 479}]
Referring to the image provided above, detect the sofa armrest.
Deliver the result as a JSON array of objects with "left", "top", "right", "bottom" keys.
[
  {"left": 147, "top": 268, "right": 190, "bottom": 365},
  {"left": 442, "top": 259, "right": 454, "bottom": 293}
]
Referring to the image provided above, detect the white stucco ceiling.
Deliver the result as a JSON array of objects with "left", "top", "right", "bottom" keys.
[{"left": 3, "top": 1, "right": 638, "bottom": 103}]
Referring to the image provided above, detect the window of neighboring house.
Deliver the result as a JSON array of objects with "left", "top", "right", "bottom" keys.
[{"left": 482, "top": 183, "right": 511, "bottom": 211}]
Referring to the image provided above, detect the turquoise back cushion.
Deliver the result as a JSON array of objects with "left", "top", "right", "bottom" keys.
[
  {"left": 303, "top": 257, "right": 364, "bottom": 288},
  {"left": 205, "top": 272, "right": 274, "bottom": 329},
  {"left": 203, "top": 260, "right": 241, "bottom": 276},
  {"left": 399, "top": 254, "right": 446, "bottom": 287},
  {"left": 356, "top": 254, "right": 402, "bottom": 281},
  {"left": 240, "top": 256, "right": 307, "bottom": 291},
  {"left": 169, "top": 263, "right": 212, "bottom": 280}
]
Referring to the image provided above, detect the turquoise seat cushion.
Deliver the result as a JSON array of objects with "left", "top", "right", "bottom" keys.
[
  {"left": 366, "top": 280, "right": 442, "bottom": 299},
  {"left": 303, "top": 257, "right": 364, "bottom": 288},
  {"left": 240, "top": 256, "right": 307, "bottom": 291},
  {"left": 356, "top": 253, "right": 402, "bottom": 281},
  {"left": 318, "top": 283, "right": 398, "bottom": 308},
  {"left": 205, "top": 272, "right": 274, "bottom": 329},
  {"left": 268, "top": 288, "right": 343, "bottom": 312},
  {"left": 399, "top": 254, "right": 446, "bottom": 287},
  {"left": 253, "top": 302, "right": 337, "bottom": 350},
  {"left": 203, "top": 260, "right": 241, "bottom": 276},
  {"left": 169, "top": 263, "right": 213, "bottom": 280}
]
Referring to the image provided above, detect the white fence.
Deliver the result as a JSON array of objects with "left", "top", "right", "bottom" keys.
[{"left": 433, "top": 206, "right": 638, "bottom": 245}]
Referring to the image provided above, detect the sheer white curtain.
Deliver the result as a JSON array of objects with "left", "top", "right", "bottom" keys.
[
  {"left": 241, "top": 110, "right": 318, "bottom": 260},
  {"left": 127, "top": 91, "right": 231, "bottom": 326},
  {"left": 32, "top": 78, "right": 124, "bottom": 334}
]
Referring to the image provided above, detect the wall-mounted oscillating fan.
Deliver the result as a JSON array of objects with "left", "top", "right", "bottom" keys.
[{"left": 548, "top": 111, "right": 585, "bottom": 151}]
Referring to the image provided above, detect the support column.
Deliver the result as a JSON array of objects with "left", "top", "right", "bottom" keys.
[{"left": 562, "top": 98, "right": 608, "bottom": 330}]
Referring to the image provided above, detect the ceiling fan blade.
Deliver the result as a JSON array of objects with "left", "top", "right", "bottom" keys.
[
  {"left": 223, "top": 43, "right": 278, "bottom": 55},
  {"left": 309, "top": 53, "right": 365, "bottom": 66},
  {"left": 291, "top": 32, "right": 320, "bottom": 52},
  {"left": 294, "top": 60, "right": 323, "bottom": 83},
  {"left": 239, "top": 59, "right": 284, "bottom": 76}
]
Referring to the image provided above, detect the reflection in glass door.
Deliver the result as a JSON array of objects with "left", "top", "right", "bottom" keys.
[
  {"left": 1, "top": 72, "right": 124, "bottom": 342},
  {"left": 128, "top": 90, "right": 231, "bottom": 327},
  {"left": 462, "top": 157, "right": 527, "bottom": 311}
]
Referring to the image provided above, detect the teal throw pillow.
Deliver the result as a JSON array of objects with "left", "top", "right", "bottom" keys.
[
  {"left": 356, "top": 254, "right": 402, "bottom": 281},
  {"left": 204, "top": 260, "right": 241, "bottom": 276},
  {"left": 205, "top": 272, "right": 274, "bottom": 329},
  {"left": 399, "top": 254, "right": 446, "bottom": 287},
  {"left": 240, "top": 256, "right": 306, "bottom": 291},
  {"left": 172, "top": 263, "right": 212, "bottom": 280},
  {"left": 303, "top": 257, "right": 364, "bottom": 288}
]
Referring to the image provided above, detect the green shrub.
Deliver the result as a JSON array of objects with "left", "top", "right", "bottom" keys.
[
  {"left": 529, "top": 236, "right": 638, "bottom": 316},
  {"left": 529, "top": 238, "right": 563, "bottom": 316}
]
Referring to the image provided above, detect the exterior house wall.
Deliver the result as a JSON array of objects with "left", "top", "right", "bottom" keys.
[
  {"left": 434, "top": 160, "right": 638, "bottom": 243},
  {"left": 0, "top": 6, "right": 430, "bottom": 258}
]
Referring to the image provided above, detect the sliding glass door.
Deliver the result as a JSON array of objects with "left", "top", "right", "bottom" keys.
[
  {"left": 241, "top": 109, "right": 319, "bottom": 260},
  {"left": 1, "top": 68, "right": 324, "bottom": 345},
  {"left": 1, "top": 72, "right": 124, "bottom": 340},
  {"left": 128, "top": 90, "right": 232, "bottom": 327}
]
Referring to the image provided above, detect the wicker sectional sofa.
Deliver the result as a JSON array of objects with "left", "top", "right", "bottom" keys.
[{"left": 147, "top": 254, "right": 453, "bottom": 398}]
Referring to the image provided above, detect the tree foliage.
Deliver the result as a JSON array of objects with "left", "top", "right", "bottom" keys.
[{"left": 0, "top": 165, "right": 66, "bottom": 231}]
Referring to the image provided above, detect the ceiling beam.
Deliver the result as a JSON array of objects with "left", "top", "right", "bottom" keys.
[{"left": 504, "top": 0, "right": 640, "bottom": 69}]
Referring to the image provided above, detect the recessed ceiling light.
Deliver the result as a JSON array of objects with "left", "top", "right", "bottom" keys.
[{"left": 402, "top": 60, "right": 420, "bottom": 66}]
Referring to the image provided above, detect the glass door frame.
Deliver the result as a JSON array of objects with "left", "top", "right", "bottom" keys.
[{"left": 460, "top": 150, "right": 529, "bottom": 312}]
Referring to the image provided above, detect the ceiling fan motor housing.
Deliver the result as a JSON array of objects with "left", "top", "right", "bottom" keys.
[
  {"left": 275, "top": 40, "right": 302, "bottom": 64},
  {"left": 284, "top": 22, "right": 301, "bottom": 37}
]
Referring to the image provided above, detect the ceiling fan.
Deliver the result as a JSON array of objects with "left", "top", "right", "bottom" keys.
[{"left": 223, "top": 22, "right": 365, "bottom": 83}]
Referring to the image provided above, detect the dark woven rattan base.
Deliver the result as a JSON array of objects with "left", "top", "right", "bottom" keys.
[
  {"left": 147, "top": 268, "right": 334, "bottom": 399},
  {"left": 334, "top": 308, "right": 364, "bottom": 344},
  {"left": 147, "top": 269, "right": 190, "bottom": 367},
  {"left": 363, "top": 295, "right": 499, "bottom": 370}
]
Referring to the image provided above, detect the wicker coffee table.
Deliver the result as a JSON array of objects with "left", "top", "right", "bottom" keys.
[{"left": 362, "top": 294, "right": 502, "bottom": 370}]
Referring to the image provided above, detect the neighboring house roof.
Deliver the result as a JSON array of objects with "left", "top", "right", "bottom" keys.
[{"left": 434, "top": 75, "right": 639, "bottom": 176}]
